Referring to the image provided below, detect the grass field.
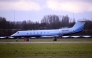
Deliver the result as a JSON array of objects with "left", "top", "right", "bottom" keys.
[
  {"left": 0, "top": 38, "right": 92, "bottom": 58},
  {"left": 0, "top": 44, "right": 92, "bottom": 58}
]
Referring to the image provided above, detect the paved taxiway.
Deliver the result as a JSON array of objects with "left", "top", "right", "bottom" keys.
[{"left": 0, "top": 42, "right": 92, "bottom": 44}]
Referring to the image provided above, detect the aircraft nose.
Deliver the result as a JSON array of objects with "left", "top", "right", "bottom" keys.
[{"left": 11, "top": 34, "right": 16, "bottom": 37}]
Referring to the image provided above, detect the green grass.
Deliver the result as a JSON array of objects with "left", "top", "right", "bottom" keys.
[
  {"left": 0, "top": 38, "right": 92, "bottom": 58},
  {"left": 0, "top": 43, "right": 92, "bottom": 58}
]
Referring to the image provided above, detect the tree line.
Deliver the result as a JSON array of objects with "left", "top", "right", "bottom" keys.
[{"left": 0, "top": 15, "right": 92, "bottom": 36}]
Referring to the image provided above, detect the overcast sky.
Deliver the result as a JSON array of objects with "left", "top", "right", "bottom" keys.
[{"left": 0, "top": 0, "right": 92, "bottom": 22}]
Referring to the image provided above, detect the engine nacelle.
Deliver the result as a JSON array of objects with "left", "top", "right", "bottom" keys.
[{"left": 59, "top": 28, "right": 74, "bottom": 36}]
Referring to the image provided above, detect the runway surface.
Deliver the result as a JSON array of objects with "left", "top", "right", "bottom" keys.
[{"left": 0, "top": 42, "right": 92, "bottom": 44}]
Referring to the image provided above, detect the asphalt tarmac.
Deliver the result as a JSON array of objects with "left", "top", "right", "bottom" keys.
[{"left": 0, "top": 42, "right": 92, "bottom": 44}]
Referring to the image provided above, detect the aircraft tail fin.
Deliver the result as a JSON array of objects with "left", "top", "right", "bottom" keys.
[{"left": 72, "top": 20, "right": 86, "bottom": 32}]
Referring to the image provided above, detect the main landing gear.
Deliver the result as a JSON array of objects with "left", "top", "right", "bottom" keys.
[{"left": 53, "top": 37, "right": 57, "bottom": 41}]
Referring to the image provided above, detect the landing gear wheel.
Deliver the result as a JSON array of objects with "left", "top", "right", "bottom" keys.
[
  {"left": 53, "top": 37, "right": 57, "bottom": 41},
  {"left": 16, "top": 38, "right": 18, "bottom": 42}
]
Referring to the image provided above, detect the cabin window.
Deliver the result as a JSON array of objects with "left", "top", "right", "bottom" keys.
[{"left": 62, "top": 30, "right": 69, "bottom": 31}]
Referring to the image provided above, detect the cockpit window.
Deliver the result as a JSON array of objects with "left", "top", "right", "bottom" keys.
[{"left": 17, "top": 32, "right": 19, "bottom": 34}]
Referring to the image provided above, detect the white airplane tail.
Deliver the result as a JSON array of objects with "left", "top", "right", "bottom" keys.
[{"left": 72, "top": 21, "right": 86, "bottom": 32}]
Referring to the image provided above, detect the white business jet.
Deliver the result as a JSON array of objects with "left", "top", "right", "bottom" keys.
[{"left": 11, "top": 21, "right": 86, "bottom": 41}]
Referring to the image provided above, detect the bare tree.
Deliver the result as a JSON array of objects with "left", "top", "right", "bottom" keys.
[
  {"left": 62, "top": 15, "right": 69, "bottom": 27},
  {"left": 41, "top": 15, "right": 61, "bottom": 29}
]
